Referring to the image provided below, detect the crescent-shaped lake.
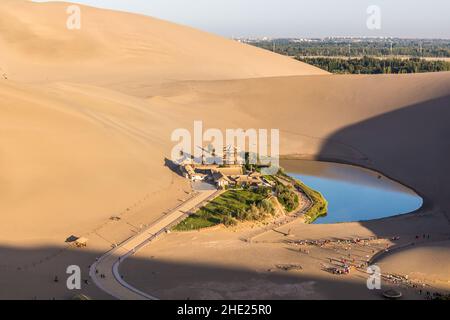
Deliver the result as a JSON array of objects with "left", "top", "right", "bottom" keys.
[{"left": 284, "top": 160, "right": 423, "bottom": 224}]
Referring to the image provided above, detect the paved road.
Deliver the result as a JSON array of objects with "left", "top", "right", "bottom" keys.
[{"left": 89, "top": 189, "right": 219, "bottom": 300}]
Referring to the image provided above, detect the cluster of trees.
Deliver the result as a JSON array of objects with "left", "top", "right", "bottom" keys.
[
  {"left": 277, "top": 169, "right": 328, "bottom": 223},
  {"left": 222, "top": 197, "right": 276, "bottom": 227},
  {"left": 220, "top": 187, "right": 276, "bottom": 226},
  {"left": 250, "top": 39, "right": 450, "bottom": 58},
  {"left": 237, "top": 199, "right": 275, "bottom": 221},
  {"left": 297, "top": 56, "right": 450, "bottom": 74},
  {"left": 221, "top": 214, "right": 238, "bottom": 227},
  {"left": 275, "top": 183, "right": 299, "bottom": 212}
]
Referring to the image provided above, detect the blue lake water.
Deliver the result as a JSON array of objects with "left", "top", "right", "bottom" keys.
[{"left": 284, "top": 160, "right": 423, "bottom": 224}]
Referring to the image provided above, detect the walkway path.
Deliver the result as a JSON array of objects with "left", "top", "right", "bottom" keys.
[{"left": 89, "top": 189, "right": 219, "bottom": 300}]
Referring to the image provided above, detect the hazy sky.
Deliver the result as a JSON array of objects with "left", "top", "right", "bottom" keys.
[{"left": 36, "top": 0, "right": 450, "bottom": 38}]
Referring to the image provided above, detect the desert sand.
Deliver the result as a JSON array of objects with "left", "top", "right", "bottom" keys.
[
  {"left": 121, "top": 208, "right": 450, "bottom": 300},
  {"left": 0, "top": 1, "right": 449, "bottom": 299}
]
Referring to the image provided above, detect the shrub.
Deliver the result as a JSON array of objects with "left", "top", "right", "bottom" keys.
[
  {"left": 259, "top": 199, "right": 275, "bottom": 215},
  {"left": 275, "top": 183, "right": 299, "bottom": 212},
  {"left": 222, "top": 215, "right": 238, "bottom": 227}
]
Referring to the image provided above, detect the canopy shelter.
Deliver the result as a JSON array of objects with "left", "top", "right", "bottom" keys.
[{"left": 66, "top": 235, "right": 88, "bottom": 248}]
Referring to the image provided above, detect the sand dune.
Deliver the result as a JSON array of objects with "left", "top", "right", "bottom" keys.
[
  {"left": 0, "top": 0, "right": 325, "bottom": 246},
  {"left": 2, "top": 71, "right": 449, "bottom": 248},
  {"left": 0, "top": 0, "right": 326, "bottom": 87},
  {"left": 0, "top": 0, "right": 449, "bottom": 299}
]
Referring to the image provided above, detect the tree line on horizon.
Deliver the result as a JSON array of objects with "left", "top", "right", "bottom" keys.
[{"left": 296, "top": 56, "right": 450, "bottom": 74}]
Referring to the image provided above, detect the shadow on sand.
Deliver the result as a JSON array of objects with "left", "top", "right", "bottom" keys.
[
  {"left": 0, "top": 244, "right": 386, "bottom": 300},
  {"left": 164, "top": 157, "right": 184, "bottom": 178},
  {"left": 316, "top": 94, "right": 450, "bottom": 233}
]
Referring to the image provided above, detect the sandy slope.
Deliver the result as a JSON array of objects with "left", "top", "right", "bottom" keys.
[
  {"left": 0, "top": 80, "right": 173, "bottom": 245},
  {"left": 0, "top": 0, "right": 326, "bottom": 87},
  {"left": 0, "top": 0, "right": 449, "bottom": 299},
  {"left": 377, "top": 240, "right": 450, "bottom": 289},
  {"left": 0, "top": 0, "right": 325, "bottom": 246}
]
